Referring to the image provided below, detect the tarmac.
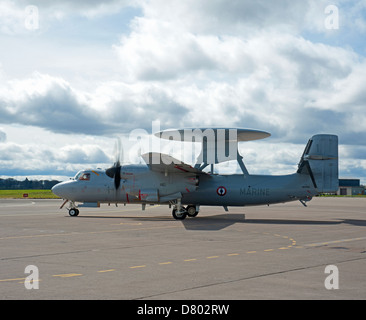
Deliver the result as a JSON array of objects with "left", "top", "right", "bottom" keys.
[{"left": 1, "top": 197, "right": 366, "bottom": 300}]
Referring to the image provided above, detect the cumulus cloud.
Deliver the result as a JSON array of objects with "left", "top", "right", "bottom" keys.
[
  {"left": 111, "top": 0, "right": 366, "bottom": 147},
  {"left": 0, "top": 129, "right": 6, "bottom": 142},
  {"left": 58, "top": 144, "right": 110, "bottom": 164},
  {"left": 0, "top": 0, "right": 365, "bottom": 181},
  {"left": 0, "top": 73, "right": 108, "bottom": 135},
  {"left": 0, "top": 135, "right": 113, "bottom": 178},
  {"left": 0, "top": 0, "right": 137, "bottom": 35}
]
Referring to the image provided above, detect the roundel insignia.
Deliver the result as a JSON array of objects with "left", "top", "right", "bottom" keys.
[{"left": 217, "top": 186, "right": 227, "bottom": 196}]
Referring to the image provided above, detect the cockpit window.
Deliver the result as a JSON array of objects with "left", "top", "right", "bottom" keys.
[
  {"left": 79, "top": 173, "right": 90, "bottom": 181},
  {"left": 74, "top": 171, "right": 83, "bottom": 180}
]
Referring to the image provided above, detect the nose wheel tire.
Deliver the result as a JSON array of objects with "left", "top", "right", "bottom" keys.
[{"left": 68, "top": 208, "right": 79, "bottom": 217}]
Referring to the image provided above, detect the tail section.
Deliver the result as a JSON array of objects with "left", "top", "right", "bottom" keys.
[{"left": 297, "top": 134, "right": 338, "bottom": 193}]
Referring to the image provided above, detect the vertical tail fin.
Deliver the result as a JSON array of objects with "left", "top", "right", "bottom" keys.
[{"left": 297, "top": 134, "right": 338, "bottom": 193}]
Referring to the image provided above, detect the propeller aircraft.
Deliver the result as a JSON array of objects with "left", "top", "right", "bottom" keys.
[{"left": 51, "top": 128, "right": 338, "bottom": 220}]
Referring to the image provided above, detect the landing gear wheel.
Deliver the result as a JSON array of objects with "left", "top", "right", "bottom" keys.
[
  {"left": 172, "top": 208, "right": 187, "bottom": 220},
  {"left": 68, "top": 208, "right": 79, "bottom": 217},
  {"left": 186, "top": 205, "right": 198, "bottom": 217}
]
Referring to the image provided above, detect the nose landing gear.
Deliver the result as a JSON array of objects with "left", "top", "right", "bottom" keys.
[
  {"left": 68, "top": 208, "right": 79, "bottom": 217},
  {"left": 60, "top": 199, "right": 80, "bottom": 217}
]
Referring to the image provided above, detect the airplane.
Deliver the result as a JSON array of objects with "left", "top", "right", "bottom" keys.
[{"left": 51, "top": 128, "right": 338, "bottom": 220}]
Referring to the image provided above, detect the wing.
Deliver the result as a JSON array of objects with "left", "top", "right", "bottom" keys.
[{"left": 141, "top": 152, "right": 209, "bottom": 175}]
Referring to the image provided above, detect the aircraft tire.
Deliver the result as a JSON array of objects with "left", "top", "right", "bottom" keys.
[
  {"left": 186, "top": 205, "right": 198, "bottom": 217},
  {"left": 69, "top": 208, "right": 79, "bottom": 217},
  {"left": 172, "top": 208, "right": 186, "bottom": 220}
]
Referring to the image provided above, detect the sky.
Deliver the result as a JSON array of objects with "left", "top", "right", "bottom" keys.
[{"left": 0, "top": 0, "right": 365, "bottom": 184}]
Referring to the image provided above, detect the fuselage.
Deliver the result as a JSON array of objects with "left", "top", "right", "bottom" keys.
[{"left": 52, "top": 164, "right": 317, "bottom": 207}]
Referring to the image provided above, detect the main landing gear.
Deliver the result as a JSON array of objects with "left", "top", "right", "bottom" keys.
[{"left": 172, "top": 204, "right": 199, "bottom": 220}]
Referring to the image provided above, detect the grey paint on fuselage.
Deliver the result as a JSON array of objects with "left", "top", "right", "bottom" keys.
[
  {"left": 53, "top": 165, "right": 316, "bottom": 207},
  {"left": 183, "top": 173, "right": 315, "bottom": 206},
  {"left": 51, "top": 133, "right": 338, "bottom": 218}
]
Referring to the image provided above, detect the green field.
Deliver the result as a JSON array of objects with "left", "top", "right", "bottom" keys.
[{"left": 0, "top": 190, "right": 60, "bottom": 199}]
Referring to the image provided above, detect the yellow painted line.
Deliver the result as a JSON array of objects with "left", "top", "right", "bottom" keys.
[
  {"left": 206, "top": 256, "right": 219, "bottom": 259},
  {"left": 23, "top": 279, "right": 41, "bottom": 284},
  {"left": 130, "top": 265, "right": 146, "bottom": 269},
  {"left": 227, "top": 253, "right": 239, "bottom": 256},
  {"left": 184, "top": 259, "right": 197, "bottom": 262},
  {"left": 279, "top": 247, "right": 289, "bottom": 250},
  {"left": 159, "top": 262, "right": 172, "bottom": 265},
  {"left": 97, "top": 269, "right": 115, "bottom": 273},
  {"left": 0, "top": 277, "right": 26, "bottom": 282},
  {"left": 247, "top": 251, "right": 256, "bottom": 253},
  {"left": 264, "top": 249, "right": 274, "bottom": 252},
  {"left": 53, "top": 273, "right": 82, "bottom": 278}
]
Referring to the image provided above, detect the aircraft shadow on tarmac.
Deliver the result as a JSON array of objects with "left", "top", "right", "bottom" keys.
[
  {"left": 75, "top": 214, "right": 366, "bottom": 231},
  {"left": 181, "top": 215, "right": 341, "bottom": 231},
  {"left": 183, "top": 216, "right": 366, "bottom": 230}
]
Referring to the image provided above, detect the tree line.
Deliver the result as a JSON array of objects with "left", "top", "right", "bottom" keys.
[{"left": 0, "top": 178, "right": 60, "bottom": 190}]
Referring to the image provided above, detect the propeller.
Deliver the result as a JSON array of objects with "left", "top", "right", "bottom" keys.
[{"left": 106, "top": 137, "right": 123, "bottom": 190}]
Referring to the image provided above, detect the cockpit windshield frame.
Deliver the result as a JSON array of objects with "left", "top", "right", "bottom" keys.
[{"left": 74, "top": 171, "right": 91, "bottom": 181}]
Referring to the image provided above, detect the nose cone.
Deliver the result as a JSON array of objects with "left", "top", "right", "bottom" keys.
[
  {"left": 51, "top": 181, "right": 73, "bottom": 199},
  {"left": 51, "top": 183, "right": 62, "bottom": 198}
]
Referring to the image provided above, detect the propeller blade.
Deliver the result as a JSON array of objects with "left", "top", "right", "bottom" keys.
[
  {"left": 114, "top": 165, "right": 121, "bottom": 189},
  {"left": 106, "top": 137, "right": 123, "bottom": 190}
]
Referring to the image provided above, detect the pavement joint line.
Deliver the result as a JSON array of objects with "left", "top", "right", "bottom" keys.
[
  {"left": 303, "top": 236, "right": 366, "bottom": 247},
  {"left": 0, "top": 224, "right": 181, "bottom": 240}
]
